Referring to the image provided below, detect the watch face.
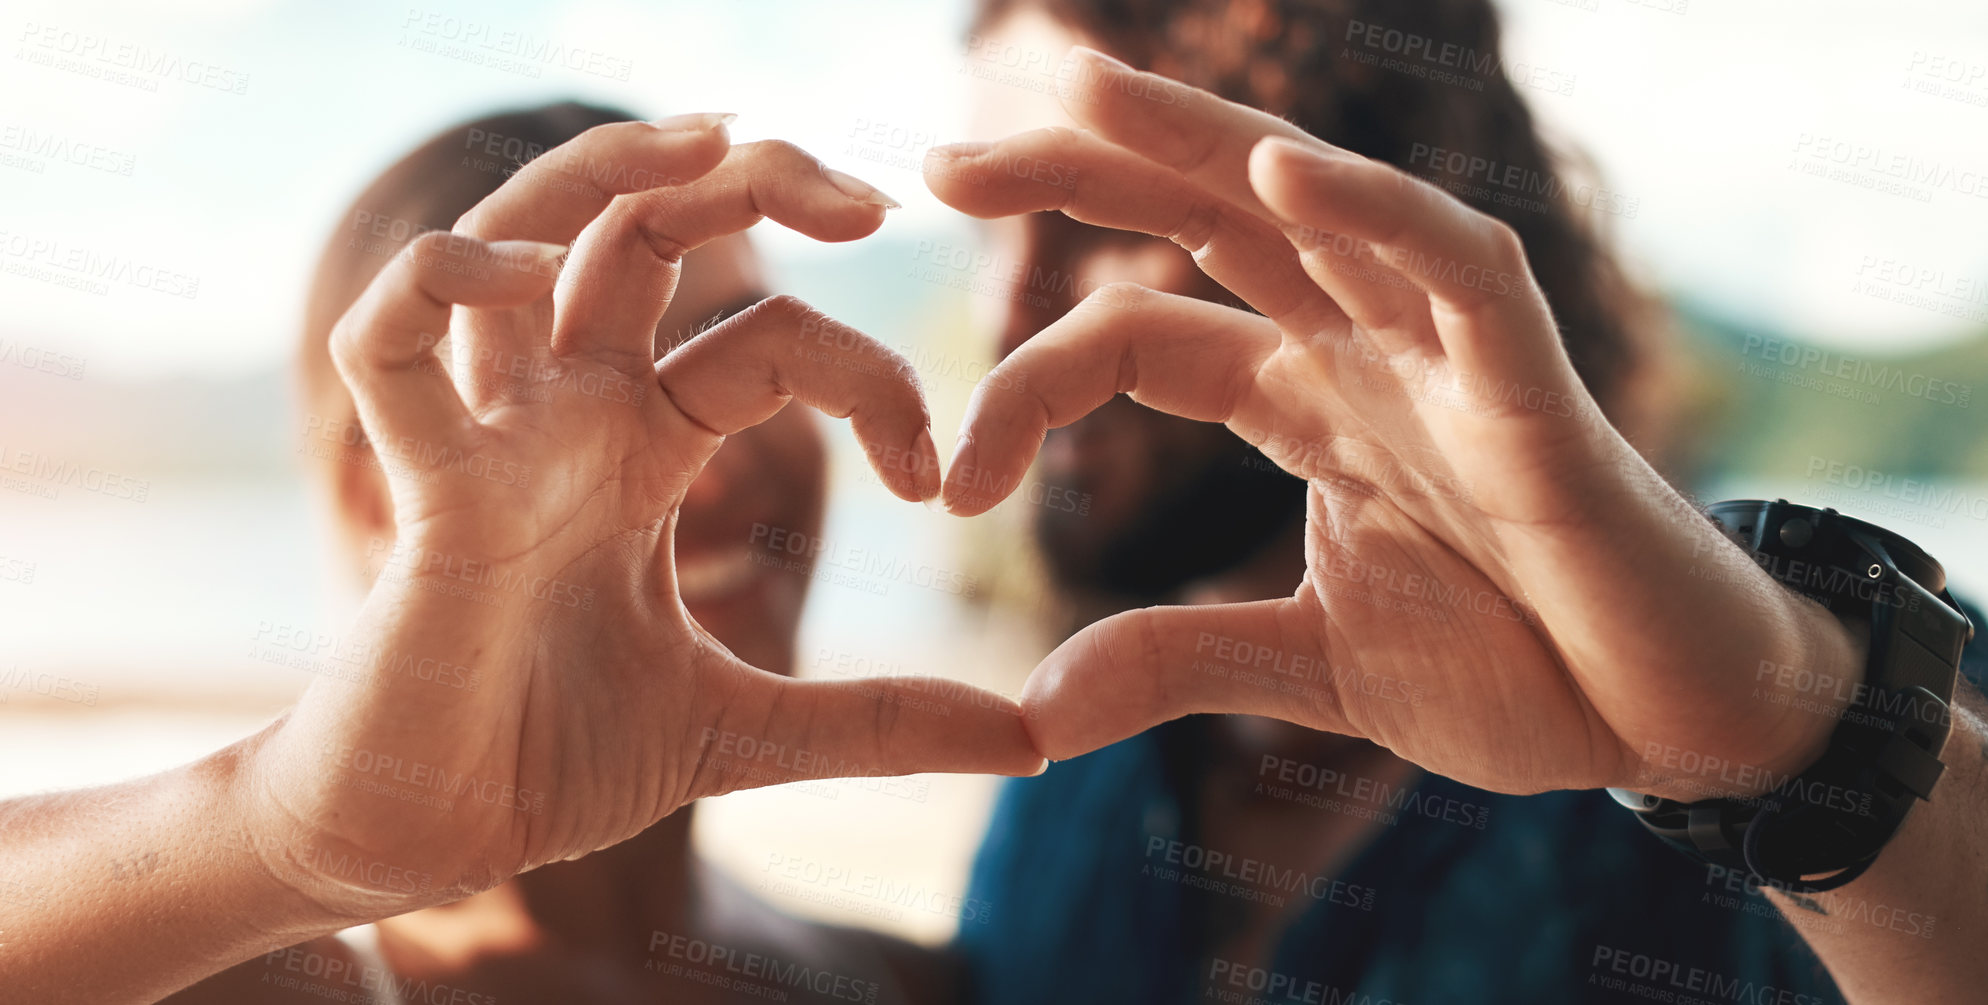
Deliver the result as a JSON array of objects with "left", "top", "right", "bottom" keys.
[
  {"left": 1656, "top": 501, "right": 1974, "bottom": 893},
  {"left": 1707, "top": 499, "right": 1957, "bottom": 612}
]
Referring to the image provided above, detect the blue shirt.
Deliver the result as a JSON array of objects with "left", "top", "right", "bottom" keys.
[{"left": 959, "top": 614, "right": 1985, "bottom": 1005}]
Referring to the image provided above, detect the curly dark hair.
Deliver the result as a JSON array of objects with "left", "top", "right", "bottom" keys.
[{"left": 974, "top": 0, "right": 1668, "bottom": 431}]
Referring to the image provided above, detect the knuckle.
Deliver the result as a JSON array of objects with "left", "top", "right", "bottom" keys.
[
  {"left": 740, "top": 138, "right": 814, "bottom": 169},
  {"left": 865, "top": 690, "right": 907, "bottom": 760},
  {"left": 753, "top": 292, "right": 816, "bottom": 323},
  {"left": 327, "top": 318, "right": 364, "bottom": 371},
  {"left": 1482, "top": 218, "right": 1526, "bottom": 262},
  {"left": 587, "top": 119, "right": 649, "bottom": 146},
  {"left": 761, "top": 291, "right": 811, "bottom": 313},
  {"left": 1107, "top": 612, "right": 1169, "bottom": 713},
  {"left": 1371, "top": 171, "right": 1425, "bottom": 247},
  {"left": 1035, "top": 125, "right": 1083, "bottom": 147},
  {"left": 1167, "top": 200, "right": 1224, "bottom": 255},
  {"left": 612, "top": 199, "right": 691, "bottom": 264},
  {"left": 728, "top": 293, "right": 825, "bottom": 343},
  {"left": 405, "top": 228, "right": 465, "bottom": 263},
  {"left": 562, "top": 120, "right": 646, "bottom": 165},
  {"left": 1172, "top": 125, "right": 1224, "bottom": 175},
  {"left": 1089, "top": 281, "right": 1154, "bottom": 312},
  {"left": 873, "top": 346, "right": 923, "bottom": 396}
]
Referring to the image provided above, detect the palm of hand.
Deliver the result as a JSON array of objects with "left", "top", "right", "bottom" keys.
[{"left": 1244, "top": 332, "right": 1643, "bottom": 794}]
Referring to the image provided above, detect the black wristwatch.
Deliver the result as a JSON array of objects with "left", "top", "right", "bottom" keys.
[{"left": 1609, "top": 499, "right": 1973, "bottom": 892}]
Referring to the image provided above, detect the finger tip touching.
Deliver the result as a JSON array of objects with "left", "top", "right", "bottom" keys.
[
  {"left": 921, "top": 142, "right": 1001, "bottom": 213},
  {"left": 644, "top": 111, "right": 736, "bottom": 180},
  {"left": 1245, "top": 137, "right": 1305, "bottom": 212},
  {"left": 1247, "top": 136, "right": 1366, "bottom": 226},
  {"left": 923, "top": 131, "right": 1084, "bottom": 217},
  {"left": 933, "top": 686, "right": 1054, "bottom": 777},
  {"left": 1015, "top": 694, "right": 1092, "bottom": 765},
  {"left": 1053, "top": 45, "right": 1135, "bottom": 123},
  {"left": 812, "top": 167, "right": 899, "bottom": 241},
  {"left": 777, "top": 165, "right": 895, "bottom": 244},
  {"left": 886, "top": 427, "right": 942, "bottom": 505},
  {"left": 794, "top": 201, "right": 893, "bottom": 245},
  {"left": 936, "top": 433, "right": 1002, "bottom": 516}
]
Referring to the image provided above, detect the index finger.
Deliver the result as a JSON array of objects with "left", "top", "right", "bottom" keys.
[
  {"left": 923, "top": 127, "right": 1345, "bottom": 338},
  {"left": 330, "top": 233, "right": 568, "bottom": 449},
  {"left": 454, "top": 113, "right": 734, "bottom": 244},
  {"left": 555, "top": 140, "right": 896, "bottom": 365},
  {"left": 942, "top": 286, "right": 1279, "bottom": 515},
  {"left": 1055, "top": 45, "right": 1336, "bottom": 223},
  {"left": 686, "top": 666, "right": 1047, "bottom": 801}
]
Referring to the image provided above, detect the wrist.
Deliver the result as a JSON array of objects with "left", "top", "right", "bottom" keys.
[
  {"left": 1629, "top": 589, "right": 1866, "bottom": 805},
  {"left": 231, "top": 718, "right": 460, "bottom": 925},
  {"left": 1748, "top": 589, "right": 1870, "bottom": 786},
  {"left": 237, "top": 583, "right": 536, "bottom": 920},
  {"left": 222, "top": 725, "right": 412, "bottom": 931}
]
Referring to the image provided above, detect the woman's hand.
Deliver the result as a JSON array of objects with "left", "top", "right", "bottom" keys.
[
  {"left": 244, "top": 117, "right": 1043, "bottom": 922},
  {"left": 927, "top": 50, "right": 1860, "bottom": 801}
]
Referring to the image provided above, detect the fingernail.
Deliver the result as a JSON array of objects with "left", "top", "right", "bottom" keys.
[
  {"left": 941, "top": 432, "right": 978, "bottom": 514},
  {"left": 1069, "top": 44, "right": 1132, "bottom": 72},
  {"left": 928, "top": 141, "right": 994, "bottom": 161},
  {"left": 651, "top": 112, "right": 737, "bottom": 133},
  {"left": 822, "top": 167, "right": 901, "bottom": 209},
  {"left": 911, "top": 428, "right": 942, "bottom": 503},
  {"left": 1257, "top": 135, "right": 1360, "bottom": 169},
  {"left": 492, "top": 240, "right": 569, "bottom": 276}
]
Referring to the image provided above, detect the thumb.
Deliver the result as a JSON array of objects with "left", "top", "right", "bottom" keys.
[
  {"left": 1020, "top": 597, "right": 1355, "bottom": 760},
  {"left": 688, "top": 669, "right": 1046, "bottom": 799}
]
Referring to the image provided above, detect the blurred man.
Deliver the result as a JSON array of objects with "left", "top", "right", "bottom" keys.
[{"left": 939, "top": 2, "right": 1985, "bottom": 1004}]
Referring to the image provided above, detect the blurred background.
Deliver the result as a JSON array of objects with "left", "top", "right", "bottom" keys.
[{"left": 1, "top": 0, "right": 1985, "bottom": 945}]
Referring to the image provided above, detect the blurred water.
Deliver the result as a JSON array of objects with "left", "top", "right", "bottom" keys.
[{"left": 0, "top": 476, "right": 333, "bottom": 697}]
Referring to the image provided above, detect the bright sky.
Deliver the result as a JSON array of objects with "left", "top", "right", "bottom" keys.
[{"left": 3, "top": 0, "right": 1987, "bottom": 386}]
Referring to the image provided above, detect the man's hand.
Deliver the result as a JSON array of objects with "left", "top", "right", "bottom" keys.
[
  {"left": 246, "top": 117, "right": 1043, "bottom": 922},
  {"left": 926, "top": 49, "right": 1860, "bottom": 803}
]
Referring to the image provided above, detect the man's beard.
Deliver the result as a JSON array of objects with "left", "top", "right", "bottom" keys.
[{"left": 1034, "top": 433, "right": 1307, "bottom": 605}]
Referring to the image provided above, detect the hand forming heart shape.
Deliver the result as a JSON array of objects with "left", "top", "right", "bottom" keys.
[
  {"left": 248, "top": 114, "right": 1043, "bottom": 924},
  {"left": 932, "top": 49, "right": 1859, "bottom": 808}
]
